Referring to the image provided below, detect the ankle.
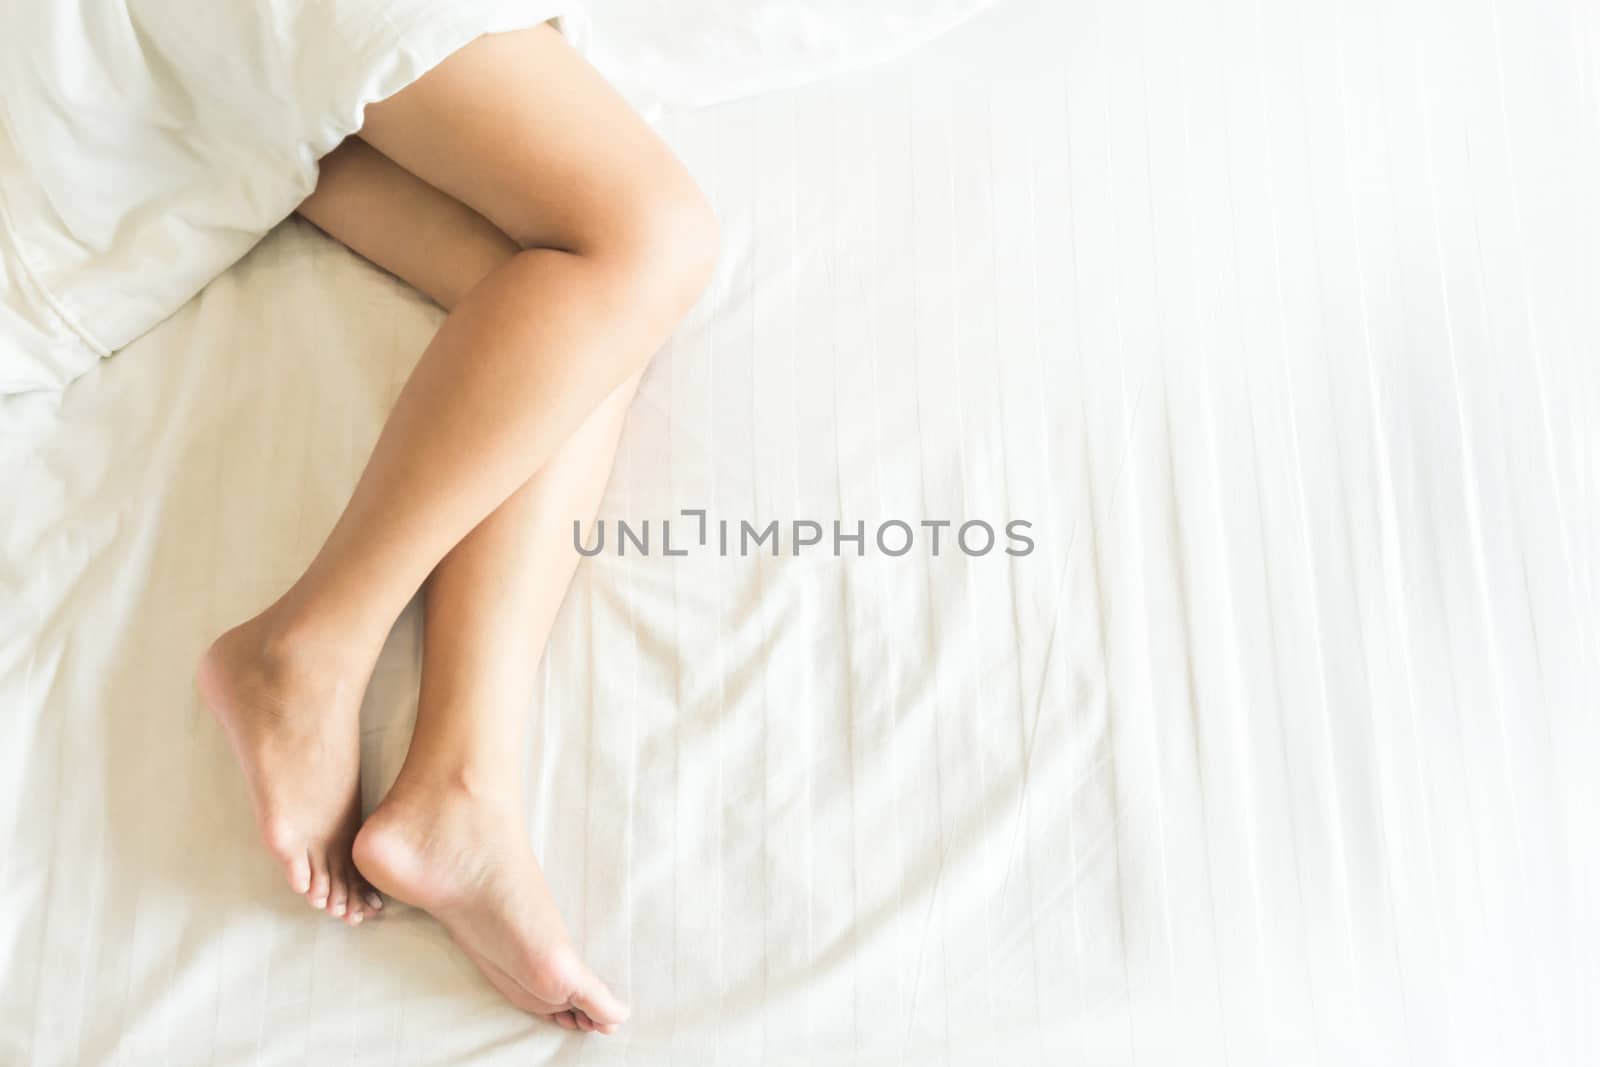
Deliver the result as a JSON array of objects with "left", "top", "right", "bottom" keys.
[
  {"left": 388, "top": 761, "right": 523, "bottom": 813},
  {"left": 255, "top": 571, "right": 398, "bottom": 663},
  {"left": 244, "top": 602, "right": 378, "bottom": 683}
]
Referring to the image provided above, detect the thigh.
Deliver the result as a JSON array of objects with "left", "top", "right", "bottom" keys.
[
  {"left": 354, "top": 24, "right": 698, "bottom": 257},
  {"left": 298, "top": 137, "right": 518, "bottom": 310}
]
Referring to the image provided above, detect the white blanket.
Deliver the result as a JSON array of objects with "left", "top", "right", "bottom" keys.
[
  {"left": 0, "top": 0, "right": 994, "bottom": 394},
  {"left": 2, "top": 0, "right": 1596, "bottom": 1064},
  {"left": 0, "top": 0, "right": 581, "bottom": 394}
]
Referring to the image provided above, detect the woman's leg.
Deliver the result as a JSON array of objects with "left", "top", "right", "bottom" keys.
[
  {"left": 197, "top": 22, "right": 714, "bottom": 959},
  {"left": 297, "top": 137, "right": 640, "bottom": 1029},
  {"left": 354, "top": 387, "right": 639, "bottom": 1033}
]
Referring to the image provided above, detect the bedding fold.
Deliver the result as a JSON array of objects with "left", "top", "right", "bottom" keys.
[
  {"left": 0, "top": 0, "right": 997, "bottom": 396},
  {"left": 0, "top": 0, "right": 584, "bottom": 394}
]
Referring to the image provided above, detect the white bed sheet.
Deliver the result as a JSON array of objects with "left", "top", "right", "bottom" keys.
[{"left": 2, "top": 0, "right": 1596, "bottom": 1064}]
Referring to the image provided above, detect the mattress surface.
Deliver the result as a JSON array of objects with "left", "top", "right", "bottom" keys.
[{"left": 1, "top": 0, "right": 1595, "bottom": 1064}]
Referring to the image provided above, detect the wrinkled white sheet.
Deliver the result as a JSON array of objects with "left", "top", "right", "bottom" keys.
[{"left": 1, "top": 0, "right": 1596, "bottom": 1064}]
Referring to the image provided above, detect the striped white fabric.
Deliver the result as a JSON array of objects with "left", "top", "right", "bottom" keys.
[{"left": 1, "top": 0, "right": 1594, "bottom": 1063}]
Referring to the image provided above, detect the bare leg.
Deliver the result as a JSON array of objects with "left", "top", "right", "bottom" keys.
[
  {"left": 297, "top": 137, "right": 640, "bottom": 1029},
  {"left": 197, "top": 21, "right": 715, "bottom": 967},
  {"left": 353, "top": 395, "right": 638, "bottom": 1033}
]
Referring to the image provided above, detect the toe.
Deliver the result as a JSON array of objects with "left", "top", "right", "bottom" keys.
[
  {"left": 342, "top": 892, "right": 369, "bottom": 922},
  {"left": 307, "top": 852, "right": 330, "bottom": 909},
  {"left": 351, "top": 873, "right": 382, "bottom": 913},
  {"left": 328, "top": 868, "right": 349, "bottom": 917},
  {"left": 570, "top": 975, "right": 629, "bottom": 1029},
  {"left": 550, "top": 1011, "right": 579, "bottom": 1031},
  {"left": 285, "top": 851, "right": 312, "bottom": 895}
]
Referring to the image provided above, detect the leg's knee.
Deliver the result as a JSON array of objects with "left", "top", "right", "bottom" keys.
[
  {"left": 658, "top": 183, "right": 721, "bottom": 310},
  {"left": 594, "top": 174, "right": 720, "bottom": 321}
]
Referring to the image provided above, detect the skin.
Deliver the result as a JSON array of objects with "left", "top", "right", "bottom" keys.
[{"left": 195, "top": 24, "right": 718, "bottom": 1033}]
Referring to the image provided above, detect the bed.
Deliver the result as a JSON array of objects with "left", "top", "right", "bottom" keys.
[{"left": 2, "top": 0, "right": 1594, "bottom": 1063}]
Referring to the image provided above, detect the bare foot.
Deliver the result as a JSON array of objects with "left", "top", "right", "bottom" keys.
[
  {"left": 352, "top": 779, "right": 629, "bottom": 1032},
  {"left": 197, "top": 617, "right": 382, "bottom": 925}
]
